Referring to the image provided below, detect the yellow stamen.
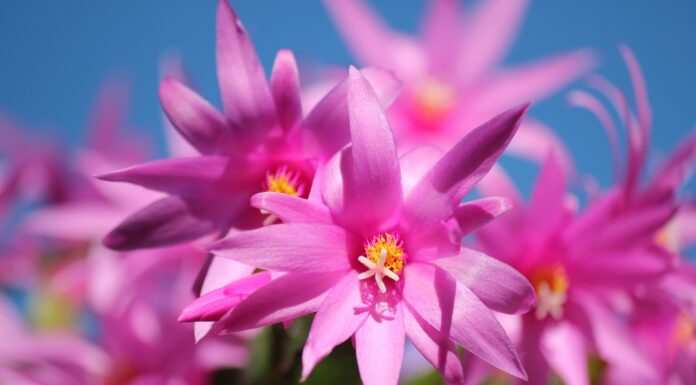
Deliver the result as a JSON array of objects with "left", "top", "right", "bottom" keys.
[
  {"left": 263, "top": 165, "right": 305, "bottom": 197},
  {"left": 531, "top": 265, "right": 569, "bottom": 320},
  {"left": 357, "top": 232, "right": 407, "bottom": 293},
  {"left": 413, "top": 77, "right": 456, "bottom": 126}
]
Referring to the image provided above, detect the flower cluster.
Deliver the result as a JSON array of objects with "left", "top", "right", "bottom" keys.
[{"left": 0, "top": 1, "right": 694, "bottom": 385}]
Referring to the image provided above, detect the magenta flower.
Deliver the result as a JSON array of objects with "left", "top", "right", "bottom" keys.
[
  {"left": 323, "top": 0, "right": 596, "bottom": 151},
  {"left": 99, "top": 0, "right": 398, "bottom": 251},
  {"left": 183, "top": 68, "right": 534, "bottom": 385}
]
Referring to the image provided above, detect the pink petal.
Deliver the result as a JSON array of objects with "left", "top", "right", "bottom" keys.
[
  {"left": 399, "top": 146, "right": 444, "bottom": 197},
  {"left": 620, "top": 45, "right": 652, "bottom": 136},
  {"left": 355, "top": 304, "right": 405, "bottom": 385},
  {"left": 303, "top": 67, "right": 401, "bottom": 161},
  {"left": 179, "top": 272, "right": 272, "bottom": 322},
  {"left": 420, "top": 0, "right": 462, "bottom": 77},
  {"left": 572, "top": 243, "right": 672, "bottom": 286},
  {"left": 525, "top": 151, "right": 568, "bottom": 245},
  {"left": 97, "top": 156, "right": 249, "bottom": 197},
  {"left": 403, "top": 263, "right": 526, "bottom": 379},
  {"left": 250, "top": 192, "right": 333, "bottom": 224},
  {"left": 403, "top": 306, "right": 464, "bottom": 385},
  {"left": 507, "top": 119, "right": 575, "bottom": 177},
  {"left": 302, "top": 273, "right": 368, "bottom": 380},
  {"left": 644, "top": 130, "right": 696, "bottom": 203},
  {"left": 454, "top": 196, "right": 512, "bottom": 236},
  {"left": 435, "top": 248, "right": 535, "bottom": 314},
  {"left": 212, "top": 271, "right": 345, "bottom": 333},
  {"left": 470, "top": 49, "right": 597, "bottom": 114},
  {"left": 159, "top": 77, "right": 231, "bottom": 155},
  {"left": 208, "top": 223, "right": 357, "bottom": 273},
  {"left": 216, "top": 0, "right": 275, "bottom": 138},
  {"left": 103, "top": 196, "right": 234, "bottom": 250},
  {"left": 270, "top": 50, "right": 302, "bottom": 131},
  {"left": 456, "top": 0, "right": 529, "bottom": 85},
  {"left": 404, "top": 104, "right": 527, "bottom": 228},
  {"left": 540, "top": 321, "right": 589, "bottom": 385},
  {"left": 346, "top": 67, "right": 403, "bottom": 232}
]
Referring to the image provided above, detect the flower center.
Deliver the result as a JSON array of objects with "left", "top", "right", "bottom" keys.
[
  {"left": 412, "top": 77, "right": 456, "bottom": 127},
  {"left": 357, "top": 232, "right": 407, "bottom": 294},
  {"left": 675, "top": 313, "right": 695, "bottom": 348},
  {"left": 655, "top": 218, "right": 680, "bottom": 254},
  {"left": 263, "top": 165, "right": 306, "bottom": 197},
  {"left": 531, "top": 266, "right": 569, "bottom": 320}
]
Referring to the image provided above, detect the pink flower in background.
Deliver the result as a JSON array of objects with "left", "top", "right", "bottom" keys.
[
  {"left": 99, "top": 0, "right": 399, "bottom": 252},
  {"left": 182, "top": 68, "right": 535, "bottom": 385},
  {"left": 323, "top": 0, "right": 596, "bottom": 151}
]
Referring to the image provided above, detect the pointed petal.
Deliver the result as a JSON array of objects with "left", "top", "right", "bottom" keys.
[
  {"left": 179, "top": 272, "right": 272, "bottom": 322},
  {"left": 270, "top": 50, "right": 302, "bottom": 131},
  {"left": 160, "top": 78, "right": 231, "bottom": 155},
  {"left": 471, "top": 50, "right": 597, "bottom": 114},
  {"left": 302, "top": 274, "right": 368, "bottom": 380},
  {"left": 420, "top": 0, "right": 462, "bottom": 76},
  {"left": 98, "top": 156, "right": 248, "bottom": 197},
  {"left": 403, "top": 306, "right": 464, "bottom": 385},
  {"left": 212, "top": 271, "right": 345, "bottom": 332},
  {"left": 454, "top": 196, "right": 512, "bottom": 236},
  {"left": 103, "top": 196, "right": 232, "bottom": 250},
  {"left": 457, "top": 0, "right": 529, "bottom": 85},
  {"left": 435, "top": 248, "right": 535, "bottom": 314},
  {"left": 572, "top": 243, "right": 672, "bottom": 286},
  {"left": 250, "top": 192, "right": 333, "bottom": 224},
  {"left": 355, "top": 305, "right": 405, "bottom": 385},
  {"left": 620, "top": 45, "right": 651, "bottom": 135},
  {"left": 208, "top": 223, "right": 357, "bottom": 273},
  {"left": 540, "top": 321, "right": 589, "bottom": 385},
  {"left": 403, "top": 263, "right": 526, "bottom": 379},
  {"left": 526, "top": 151, "right": 567, "bottom": 243},
  {"left": 346, "top": 67, "right": 403, "bottom": 232},
  {"left": 216, "top": 0, "right": 275, "bottom": 137},
  {"left": 404, "top": 105, "right": 527, "bottom": 227}
]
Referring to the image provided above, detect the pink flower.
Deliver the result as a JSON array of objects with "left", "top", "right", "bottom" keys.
[
  {"left": 323, "top": 0, "right": 596, "bottom": 151},
  {"left": 182, "top": 68, "right": 534, "bottom": 385},
  {"left": 98, "top": 0, "right": 399, "bottom": 252}
]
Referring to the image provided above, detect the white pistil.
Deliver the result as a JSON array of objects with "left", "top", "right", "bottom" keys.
[
  {"left": 357, "top": 249, "right": 399, "bottom": 294},
  {"left": 535, "top": 281, "right": 567, "bottom": 320}
]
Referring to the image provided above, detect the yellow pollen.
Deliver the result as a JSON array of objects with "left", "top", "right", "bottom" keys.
[
  {"left": 531, "top": 265, "right": 569, "bottom": 320},
  {"left": 364, "top": 232, "right": 406, "bottom": 275},
  {"left": 531, "top": 266, "right": 569, "bottom": 294},
  {"left": 413, "top": 78, "right": 456, "bottom": 124},
  {"left": 263, "top": 165, "right": 305, "bottom": 197}
]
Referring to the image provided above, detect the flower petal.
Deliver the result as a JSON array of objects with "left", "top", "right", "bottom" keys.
[
  {"left": 250, "top": 192, "right": 333, "bottom": 224},
  {"left": 212, "top": 271, "right": 345, "bottom": 333},
  {"left": 179, "top": 272, "right": 272, "bottom": 322},
  {"left": 302, "top": 273, "right": 368, "bottom": 380},
  {"left": 525, "top": 151, "right": 568, "bottom": 245},
  {"left": 159, "top": 77, "right": 231, "bottom": 155},
  {"left": 403, "top": 306, "right": 464, "bottom": 385},
  {"left": 399, "top": 146, "right": 444, "bottom": 197},
  {"left": 420, "top": 0, "right": 462, "bottom": 77},
  {"left": 355, "top": 304, "right": 405, "bottom": 385},
  {"left": 404, "top": 104, "right": 527, "bottom": 228},
  {"left": 403, "top": 263, "right": 526, "bottom": 380},
  {"left": 540, "top": 321, "right": 589, "bottom": 385},
  {"left": 208, "top": 223, "right": 357, "bottom": 273},
  {"left": 270, "top": 50, "right": 302, "bottom": 131},
  {"left": 346, "top": 67, "right": 403, "bottom": 232},
  {"left": 216, "top": 0, "right": 275, "bottom": 138},
  {"left": 454, "top": 196, "right": 512, "bottom": 236},
  {"left": 303, "top": 67, "right": 401, "bottom": 161},
  {"left": 435, "top": 248, "right": 535, "bottom": 315},
  {"left": 103, "top": 196, "right": 234, "bottom": 250}
]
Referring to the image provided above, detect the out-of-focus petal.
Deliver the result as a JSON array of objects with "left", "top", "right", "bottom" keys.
[
  {"left": 540, "top": 321, "right": 589, "bottom": 385},
  {"left": 208, "top": 223, "right": 357, "bottom": 273},
  {"left": 435, "top": 248, "right": 535, "bottom": 314},
  {"left": 507, "top": 119, "right": 575, "bottom": 177},
  {"left": 526, "top": 151, "right": 568, "bottom": 245},
  {"left": 270, "top": 50, "right": 302, "bottom": 131},
  {"left": 160, "top": 78, "right": 231, "bottom": 155}
]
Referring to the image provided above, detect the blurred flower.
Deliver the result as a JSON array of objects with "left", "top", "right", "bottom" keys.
[
  {"left": 323, "top": 0, "right": 596, "bottom": 151},
  {"left": 182, "top": 68, "right": 535, "bottom": 385}
]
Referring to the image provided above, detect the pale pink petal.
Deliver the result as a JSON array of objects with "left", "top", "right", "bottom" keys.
[
  {"left": 620, "top": 45, "right": 651, "bottom": 136},
  {"left": 212, "top": 271, "right": 346, "bottom": 333},
  {"left": 160, "top": 77, "right": 231, "bottom": 154},
  {"left": 420, "top": 0, "right": 462, "bottom": 77},
  {"left": 403, "top": 263, "right": 526, "bottom": 379},
  {"left": 303, "top": 67, "right": 401, "bottom": 160},
  {"left": 208, "top": 223, "right": 357, "bottom": 273},
  {"left": 346, "top": 67, "right": 403, "bottom": 232},
  {"left": 454, "top": 196, "right": 512, "bottom": 236},
  {"left": 435, "top": 248, "right": 535, "bottom": 314},
  {"left": 399, "top": 146, "right": 444, "bottom": 197},
  {"left": 572, "top": 243, "right": 672, "bottom": 286},
  {"left": 302, "top": 273, "right": 368, "bottom": 380},
  {"left": 355, "top": 304, "right": 405, "bottom": 385},
  {"left": 403, "top": 306, "right": 464, "bottom": 385},
  {"left": 525, "top": 151, "right": 568, "bottom": 245},
  {"left": 456, "top": 0, "right": 529, "bottom": 85},
  {"left": 404, "top": 104, "right": 527, "bottom": 228},
  {"left": 644, "top": 130, "right": 696, "bottom": 203},
  {"left": 216, "top": 0, "right": 275, "bottom": 137},
  {"left": 540, "top": 321, "right": 589, "bottom": 385},
  {"left": 250, "top": 192, "right": 333, "bottom": 224},
  {"left": 270, "top": 50, "right": 302, "bottom": 131}
]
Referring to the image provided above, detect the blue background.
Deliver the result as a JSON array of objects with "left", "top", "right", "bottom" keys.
[{"left": 0, "top": 1, "right": 694, "bottom": 193}]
